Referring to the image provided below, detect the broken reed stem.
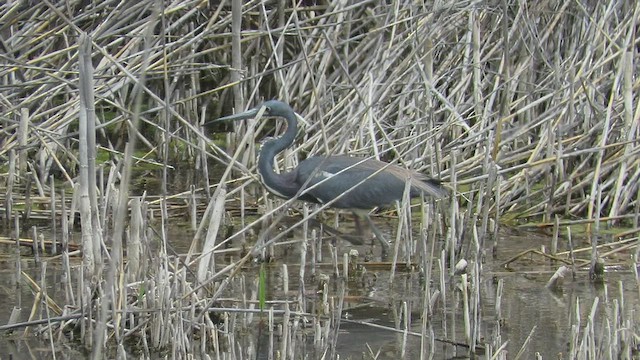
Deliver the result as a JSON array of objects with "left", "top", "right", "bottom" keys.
[
  {"left": 551, "top": 215, "right": 560, "bottom": 255},
  {"left": 461, "top": 273, "right": 471, "bottom": 354}
]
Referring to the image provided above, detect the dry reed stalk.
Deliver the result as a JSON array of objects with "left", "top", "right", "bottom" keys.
[
  {"left": 513, "top": 325, "right": 537, "bottom": 360},
  {"left": 4, "top": 150, "right": 16, "bottom": 226},
  {"left": 77, "top": 33, "right": 99, "bottom": 279},
  {"left": 30, "top": 226, "right": 40, "bottom": 264},
  {"left": 18, "top": 109, "right": 29, "bottom": 177},
  {"left": 127, "top": 197, "right": 142, "bottom": 282},
  {"left": 196, "top": 186, "right": 226, "bottom": 291}
]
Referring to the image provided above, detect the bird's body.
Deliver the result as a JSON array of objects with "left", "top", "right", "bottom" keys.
[
  {"left": 215, "top": 100, "right": 447, "bottom": 249},
  {"left": 262, "top": 154, "right": 445, "bottom": 209}
]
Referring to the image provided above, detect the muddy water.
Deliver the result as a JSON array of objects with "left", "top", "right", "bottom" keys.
[{"left": 0, "top": 221, "right": 637, "bottom": 359}]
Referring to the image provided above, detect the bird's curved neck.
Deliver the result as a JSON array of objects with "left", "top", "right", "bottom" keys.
[{"left": 257, "top": 108, "right": 298, "bottom": 198}]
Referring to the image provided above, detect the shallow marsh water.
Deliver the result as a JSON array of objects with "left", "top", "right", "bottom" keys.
[{"left": 0, "top": 221, "right": 637, "bottom": 359}]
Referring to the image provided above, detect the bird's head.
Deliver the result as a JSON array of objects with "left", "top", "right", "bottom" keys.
[{"left": 259, "top": 100, "right": 290, "bottom": 116}]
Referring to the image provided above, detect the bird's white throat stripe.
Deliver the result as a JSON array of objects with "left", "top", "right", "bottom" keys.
[{"left": 258, "top": 173, "right": 288, "bottom": 199}]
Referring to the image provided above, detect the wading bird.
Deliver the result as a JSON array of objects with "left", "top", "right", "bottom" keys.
[{"left": 214, "top": 100, "right": 447, "bottom": 249}]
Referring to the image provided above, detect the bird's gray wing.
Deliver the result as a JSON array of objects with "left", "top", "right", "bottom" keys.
[{"left": 295, "top": 156, "right": 413, "bottom": 209}]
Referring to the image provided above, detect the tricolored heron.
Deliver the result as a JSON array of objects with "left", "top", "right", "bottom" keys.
[{"left": 215, "top": 100, "right": 447, "bottom": 249}]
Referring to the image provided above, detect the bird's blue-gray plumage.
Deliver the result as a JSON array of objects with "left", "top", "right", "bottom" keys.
[
  {"left": 214, "top": 100, "right": 447, "bottom": 248},
  {"left": 284, "top": 155, "right": 447, "bottom": 209}
]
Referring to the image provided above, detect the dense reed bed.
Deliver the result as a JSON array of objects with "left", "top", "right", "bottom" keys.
[{"left": 0, "top": 0, "right": 638, "bottom": 358}]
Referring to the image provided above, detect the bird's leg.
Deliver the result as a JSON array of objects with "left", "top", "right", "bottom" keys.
[
  {"left": 352, "top": 210, "right": 390, "bottom": 249},
  {"left": 351, "top": 211, "right": 374, "bottom": 242},
  {"left": 363, "top": 215, "right": 391, "bottom": 250},
  {"left": 353, "top": 214, "right": 365, "bottom": 236},
  {"left": 308, "top": 218, "right": 364, "bottom": 245}
]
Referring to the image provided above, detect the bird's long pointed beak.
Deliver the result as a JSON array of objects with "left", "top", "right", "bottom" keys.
[
  {"left": 211, "top": 107, "right": 261, "bottom": 123},
  {"left": 210, "top": 103, "right": 308, "bottom": 127}
]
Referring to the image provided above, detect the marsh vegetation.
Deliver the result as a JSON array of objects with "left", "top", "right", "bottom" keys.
[{"left": 0, "top": 0, "right": 638, "bottom": 358}]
